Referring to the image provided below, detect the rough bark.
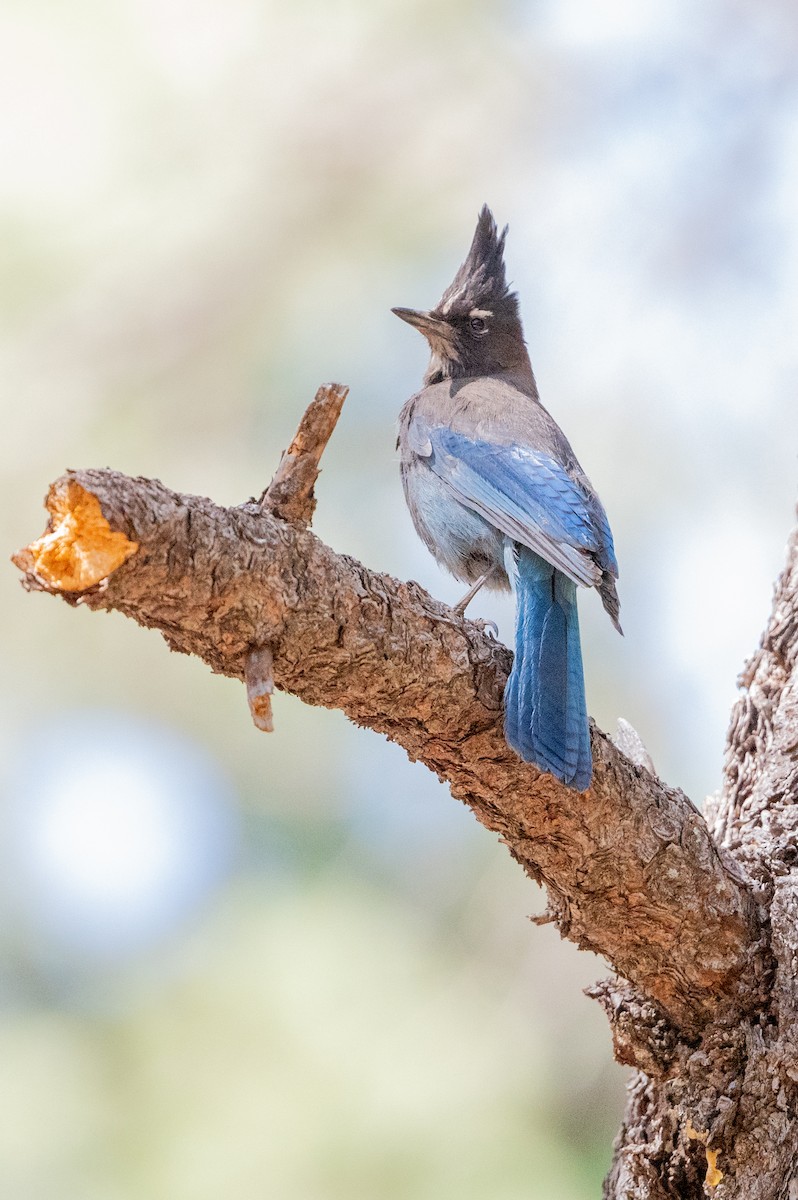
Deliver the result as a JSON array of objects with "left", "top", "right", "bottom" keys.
[{"left": 12, "top": 386, "right": 798, "bottom": 1197}]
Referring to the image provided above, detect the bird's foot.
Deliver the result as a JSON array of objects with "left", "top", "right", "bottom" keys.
[{"left": 467, "top": 616, "right": 499, "bottom": 639}]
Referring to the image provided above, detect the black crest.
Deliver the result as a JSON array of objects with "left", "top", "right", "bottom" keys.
[{"left": 436, "top": 205, "right": 514, "bottom": 316}]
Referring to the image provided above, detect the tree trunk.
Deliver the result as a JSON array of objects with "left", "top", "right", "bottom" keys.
[{"left": 12, "top": 385, "right": 798, "bottom": 1197}]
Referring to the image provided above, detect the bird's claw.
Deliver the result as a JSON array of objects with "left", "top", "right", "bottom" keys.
[{"left": 470, "top": 617, "right": 499, "bottom": 639}]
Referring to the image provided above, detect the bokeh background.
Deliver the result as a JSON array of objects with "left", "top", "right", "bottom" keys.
[{"left": 3, "top": 1, "right": 798, "bottom": 1196}]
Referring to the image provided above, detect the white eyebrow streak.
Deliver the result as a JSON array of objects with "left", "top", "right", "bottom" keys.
[
  {"left": 440, "top": 289, "right": 465, "bottom": 315},
  {"left": 469, "top": 308, "right": 493, "bottom": 319}
]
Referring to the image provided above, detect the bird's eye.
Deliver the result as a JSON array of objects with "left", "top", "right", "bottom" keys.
[{"left": 469, "top": 317, "right": 487, "bottom": 332}]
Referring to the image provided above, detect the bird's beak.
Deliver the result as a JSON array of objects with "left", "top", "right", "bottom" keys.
[
  {"left": 391, "top": 309, "right": 458, "bottom": 367},
  {"left": 391, "top": 307, "right": 449, "bottom": 337}
]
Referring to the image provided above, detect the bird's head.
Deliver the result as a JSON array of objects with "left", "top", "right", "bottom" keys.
[{"left": 393, "top": 205, "right": 531, "bottom": 386}]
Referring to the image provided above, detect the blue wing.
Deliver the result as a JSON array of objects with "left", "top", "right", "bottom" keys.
[{"left": 423, "top": 427, "right": 617, "bottom": 588}]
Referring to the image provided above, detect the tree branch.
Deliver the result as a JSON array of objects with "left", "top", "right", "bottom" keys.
[
  {"left": 604, "top": 520, "right": 798, "bottom": 1199},
  {"left": 12, "top": 389, "right": 766, "bottom": 1042}
]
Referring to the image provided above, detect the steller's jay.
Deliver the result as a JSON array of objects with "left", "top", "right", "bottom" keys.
[{"left": 393, "top": 206, "right": 621, "bottom": 791}]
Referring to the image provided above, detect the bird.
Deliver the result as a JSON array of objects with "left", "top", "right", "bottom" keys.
[{"left": 393, "top": 205, "right": 621, "bottom": 791}]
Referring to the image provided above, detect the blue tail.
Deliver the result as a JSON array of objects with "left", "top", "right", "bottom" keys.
[{"left": 504, "top": 547, "right": 591, "bottom": 790}]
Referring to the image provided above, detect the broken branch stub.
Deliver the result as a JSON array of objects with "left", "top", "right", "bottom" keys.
[
  {"left": 246, "top": 644, "right": 275, "bottom": 732},
  {"left": 261, "top": 381, "right": 349, "bottom": 525}
]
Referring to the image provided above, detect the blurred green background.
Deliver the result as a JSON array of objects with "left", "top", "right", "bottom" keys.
[{"left": 3, "top": 0, "right": 798, "bottom": 1196}]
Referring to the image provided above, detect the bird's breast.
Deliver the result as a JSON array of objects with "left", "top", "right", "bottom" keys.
[{"left": 400, "top": 451, "right": 509, "bottom": 588}]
